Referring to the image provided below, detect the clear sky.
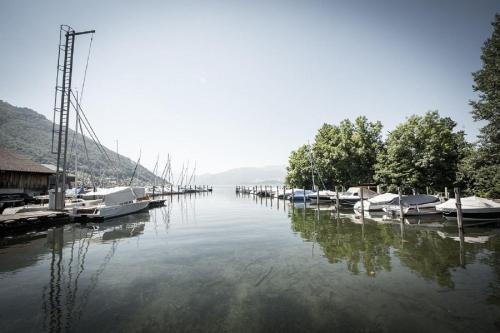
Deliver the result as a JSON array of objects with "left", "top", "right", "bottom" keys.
[{"left": 0, "top": 0, "right": 498, "bottom": 174}]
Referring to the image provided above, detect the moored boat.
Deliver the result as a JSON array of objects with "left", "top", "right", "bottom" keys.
[
  {"left": 383, "top": 194, "right": 441, "bottom": 216},
  {"left": 353, "top": 192, "right": 399, "bottom": 212},
  {"left": 436, "top": 196, "right": 500, "bottom": 222},
  {"left": 71, "top": 187, "right": 150, "bottom": 220},
  {"left": 307, "top": 190, "right": 336, "bottom": 204},
  {"left": 288, "top": 190, "right": 314, "bottom": 202},
  {"left": 339, "top": 187, "right": 378, "bottom": 206}
]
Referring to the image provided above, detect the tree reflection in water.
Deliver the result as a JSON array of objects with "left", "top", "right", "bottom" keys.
[{"left": 288, "top": 206, "right": 498, "bottom": 289}]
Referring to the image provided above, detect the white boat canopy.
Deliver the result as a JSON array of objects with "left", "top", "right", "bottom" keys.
[
  {"left": 367, "top": 193, "right": 399, "bottom": 203},
  {"left": 436, "top": 196, "right": 500, "bottom": 211},
  {"left": 388, "top": 194, "right": 440, "bottom": 206}
]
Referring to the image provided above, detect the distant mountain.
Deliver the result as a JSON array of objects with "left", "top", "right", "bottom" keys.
[
  {"left": 196, "top": 166, "right": 286, "bottom": 185},
  {"left": 0, "top": 100, "right": 156, "bottom": 185}
]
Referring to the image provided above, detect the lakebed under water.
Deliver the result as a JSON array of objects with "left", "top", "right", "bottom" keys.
[{"left": 1, "top": 187, "right": 499, "bottom": 332}]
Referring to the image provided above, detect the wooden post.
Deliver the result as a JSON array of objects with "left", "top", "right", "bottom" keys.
[
  {"left": 276, "top": 186, "right": 279, "bottom": 199},
  {"left": 335, "top": 186, "right": 339, "bottom": 211},
  {"left": 445, "top": 187, "right": 449, "bottom": 199},
  {"left": 316, "top": 186, "right": 319, "bottom": 206},
  {"left": 377, "top": 185, "right": 381, "bottom": 194},
  {"left": 283, "top": 186, "right": 286, "bottom": 200},
  {"left": 303, "top": 186, "right": 306, "bottom": 204},
  {"left": 360, "top": 186, "right": 364, "bottom": 213},
  {"left": 426, "top": 186, "right": 429, "bottom": 195},
  {"left": 291, "top": 188, "right": 295, "bottom": 203},
  {"left": 455, "top": 187, "right": 464, "bottom": 230},
  {"left": 398, "top": 186, "right": 404, "bottom": 218}
]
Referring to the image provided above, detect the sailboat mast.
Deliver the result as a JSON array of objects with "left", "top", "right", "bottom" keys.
[
  {"left": 74, "top": 91, "right": 79, "bottom": 191},
  {"left": 115, "top": 139, "right": 120, "bottom": 185}
]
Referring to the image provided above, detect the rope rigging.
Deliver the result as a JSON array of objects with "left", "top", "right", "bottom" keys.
[{"left": 79, "top": 33, "right": 94, "bottom": 105}]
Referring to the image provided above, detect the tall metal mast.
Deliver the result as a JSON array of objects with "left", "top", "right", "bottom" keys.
[{"left": 52, "top": 25, "right": 95, "bottom": 210}]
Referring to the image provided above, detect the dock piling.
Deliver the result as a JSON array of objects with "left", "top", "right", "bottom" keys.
[
  {"left": 360, "top": 187, "right": 364, "bottom": 214},
  {"left": 398, "top": 186, "right": 404, "bottom": 218},
  {"left": 454, "top": 187, "right": 464, "bottom": 230},
  {"left": 335, "top": 186, "right": 340, "bottom": 211}
]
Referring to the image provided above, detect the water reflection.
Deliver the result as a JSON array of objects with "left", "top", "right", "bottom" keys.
[
  {"left": 39, "top": 210, "right": 153, "bottom": 333},
  {"left": 1, "top": 190, "right": 500, "bottom": 332},
  {"left": 287, "top": 203, "right": 500, "bottom": 291}
]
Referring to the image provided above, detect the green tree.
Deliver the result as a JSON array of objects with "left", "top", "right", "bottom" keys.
[
  {"left": 374, "top": 111, "right": 467, "bottom": 192},
  {"left": 285, "top": 145, "right": 314, "bottom": 188},
  {"left": 313, "top": 117, "right": 383, "bottom": 188},
  {"left": 461, "top": 14, "right": 500, "bottom": 198},
  {"left": 286, "top": 116, "right": 383, "bottom": 188}
]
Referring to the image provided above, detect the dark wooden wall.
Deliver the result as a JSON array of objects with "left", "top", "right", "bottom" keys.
[{"left": 0, "top": 170, "right": 50, "bottom": 192}]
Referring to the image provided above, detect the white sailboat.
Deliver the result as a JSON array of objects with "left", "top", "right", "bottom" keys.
[{"left": 71, "top": 187, "right": 149, "bottom": 220}]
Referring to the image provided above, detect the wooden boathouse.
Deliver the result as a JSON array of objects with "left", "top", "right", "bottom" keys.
[{"left": 0, "top": 148, "right": 55, "bottom": 196}]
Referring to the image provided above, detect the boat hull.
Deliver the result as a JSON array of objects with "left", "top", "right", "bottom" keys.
[
  {"left": 73, "top": 201, "right": 150, "bottom": 220},
  {"left": 441, "top": 210, "right": 500, "bottom": 221},
  {"left": 339, "top": 198, "right": 360, "bottom": 206},
  {"left": 384, "top": 202, "right": 440, "bottom": 216},
  {"left": 98, "top": 201, "right": 150, "bottom": 219}
]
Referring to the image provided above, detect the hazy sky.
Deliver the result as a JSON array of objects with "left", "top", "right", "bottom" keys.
[{"left": 0, "top": 0, "right": 498, "bottom": 174}]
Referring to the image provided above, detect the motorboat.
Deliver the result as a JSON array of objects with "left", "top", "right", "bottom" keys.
[
  {"left": 436, "top": 196, "right": 500, "bottom": 222},
  {"left": 383, "top": 194, "right": 441, "bottom": 216},
  {"left": 353, "top": 192, "right": 399, "bottom": 212},
  {"left": 338, "top": 187, "right": 378, "bottom": 206},
  {"left": 288, "top": 189, "right": 314, "bottom": 202},
  {"left": 277, "top": 189, "right": 296, "bottom": 199},
  {"left": 307, "top": 190, "right": 336, "bottom": 204},
  {"left": 71, "top": 187, "right": 150, "bottom": 220}
]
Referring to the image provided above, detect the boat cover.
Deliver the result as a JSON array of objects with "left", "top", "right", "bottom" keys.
[
  {"left": 132, "top": 187, "right": 146, "bottom": 199},
  {"left": 368, "top": 193, "right": 399, "bottom": 203},
  {"left": 388, "top": 194, "right": 440, "bottom": 206},
  {"left": 104, "top": 187, "right": 136, "bottom": 206},
  {"left": 436, "top": 196, "right": 500, "bottom": 211},
  {"left": 343, "top": 187, "right": 378, "bottom": 198}
]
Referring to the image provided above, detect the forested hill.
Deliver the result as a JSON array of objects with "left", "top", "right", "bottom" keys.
[{"left": 0, "top": 100, "right": 156, "bottom": 185}]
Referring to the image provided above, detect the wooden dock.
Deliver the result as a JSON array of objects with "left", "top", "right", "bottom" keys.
[{"left": 0, "top": 210, "right": 70, "bottom": 234}]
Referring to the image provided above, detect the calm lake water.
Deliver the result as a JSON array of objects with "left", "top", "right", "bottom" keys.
[{"left": 1, "top": 187, "right": 499, "bottom": 333}]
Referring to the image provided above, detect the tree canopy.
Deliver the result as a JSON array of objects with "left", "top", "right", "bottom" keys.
[
  {"left": 286, "top": 116, "right": 383, "bottom": 188},
  {"left": 461, "top": 14, "right": 500, "bottom": 198},
  {"left": 374, "top": 111, "right": 467, "bottom": 192}
]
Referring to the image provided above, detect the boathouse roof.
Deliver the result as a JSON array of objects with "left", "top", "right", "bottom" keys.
[{"left": 0, "top": 149, "right": 54, "bottom": 174}]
